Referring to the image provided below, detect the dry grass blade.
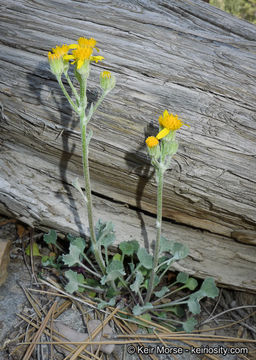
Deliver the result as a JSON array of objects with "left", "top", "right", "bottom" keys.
[
  {"left": 67, "top": 307, "right": 119, "bottom": 360},
  {"left": 23, "top": 301, "right": 57, "bottom": 360}
]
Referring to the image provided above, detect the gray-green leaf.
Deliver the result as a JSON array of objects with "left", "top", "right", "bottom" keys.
[
  {"left": 64, "top": 270, "right": 85, "bottom": 294},
  {"left": 160, "top": 236, "right": 174, "bottom": 254},
  {"left": 172, "top": 242, "right": 189, "bottom": 260},
  {"left": 43, "top": 229, "right": 57, "bottom": 246},
  {"left": 133, "top": 303, "right": 153, "bottom": 316},
  {"left": 154, "top": 286, "right": 169, "bottom": 298},
  {"left": 201, "top": 278, "right": 219, "bottom": 298},
  {"left": 62, "top": 244, "right": 81, "bottom": 267},
  {"left": 137, "top": 248, "right": 153, "bottom": 270},
  {"left": 130, "top": 271, "right": 144, "bottom": 294},
  {"left": 177, "top": 272, "right": 189, "bottom": 284},
  {"left": 183, "top": 317, "right": 197, "bottom": 332},
  {"left": 101, "top": 260, "right": 125, "bottom": 284},
  {"left": 186, "top": 277, "right": 198, "bottom": 291},
  {"left": 119, "top": 240, "right": 139, "bottom": 257}
]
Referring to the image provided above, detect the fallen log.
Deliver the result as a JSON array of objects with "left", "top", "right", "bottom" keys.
[{"left": 0, "top": 0, "right": 255, "bottom": 291}]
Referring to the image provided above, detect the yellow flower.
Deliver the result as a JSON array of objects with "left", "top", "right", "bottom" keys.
[
  {"left": 64, "top": 45, "right": 104, "bottom": 70},
  {"left": 156, "top": 110, "right": 188, "bottom": 140},
  {"left": 48, "top": 44, "right": 69, "bottom": 61},
  {"left": 146, "top": 136, "right": 159, "bottom": 148},
  {"left": 101, "top": 71, "right": 111, "bottom": 79},
  {"left": 69, "top": 37, "right": 98, "bottom": 50},
  {"left": 48, "top": 44, "right": 70, "bottom": 75}
]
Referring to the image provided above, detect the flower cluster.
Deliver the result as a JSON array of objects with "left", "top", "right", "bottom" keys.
[
  {"left": 48, "top": 37, "right": 104, "bottom": 76},
  {"left": 145, "top": 110, "right": 188, "bottom": 166}
]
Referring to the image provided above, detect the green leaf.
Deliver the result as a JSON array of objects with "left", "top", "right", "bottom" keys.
[
  {"left": 41, "top": 255, "right": 56, "bottom": 267},
  {"left": 43, "top": 229, "right": 57, "bottom": 246},
  {"left": 133, "top": 303, "right": 153, "bottom": 316},
  {"left": 186, "top": 277, "right": 198, "bottom": 291},
  {"left": 154, "top": 286, "right": 169, "bottom": 298},
  {"left": 119, "top": 240, "right": 139, "bottom": 257},
  {"left": 70, "top": 237, "right": 86, "bottom": 253},
  {"left": 200, "top": 278, "right": 219, "bottom": 298},
  {"left": 137, "top": 248, "right": 153, "bottom": 270},
  {"left": 172, "top": 242, "right": 189, "bottom": 260},
  {"left": 64, "top": 270, "right": 85, "bottom": 294},
  {"left": 177, "top": 272, "right": 189, "bottom": 284},
  {"left": 136, "top": 313, "right": 152, "bottom": 328},
  {"left": 101, "top": 260, "right": 125, "bottom": 284},
  {"left": 183, "top": 317, "right": 197, "bottom": 332},
  {"left": 25, "top": 242, "right": 41, "bottom": 257},
  {"left": 160, "top": 236, "right": 174, "bottom": 253},
  {"left": 95, "top": 219, "right": 115, "bottom": 247},
  {"left": 97, "top": 297, "right": 116, "bottom": 310},
  {"left": 113, "top": 253, "right": 122, "bottom": 261},
  {"left": 130, "top": 271, "right": 144, "bottom": 294},
  {"left": 62, "top": 244, "right": 81, "bottom": 267},
  {"left": 160, "top": 305, "right": 185, "bottom": 317},
  {"left": 188, "top": 297, "right": 201, "bottom": 314}
]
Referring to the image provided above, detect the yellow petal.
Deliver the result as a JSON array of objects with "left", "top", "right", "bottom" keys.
[
  {"left": 156, "top": 127, "right": 170, "bottom": 140},
  {"left": 91, "top": 56, "right": 104, "bottom": 63},
  {"left": 69, "top": 44, "right": 78, "bottom": 49},
  {"left": 63, "top": 54, "right": 74, "bottom": 60},
  {"left": 77, "top": 59, "right": 84, "bottom": 69}
]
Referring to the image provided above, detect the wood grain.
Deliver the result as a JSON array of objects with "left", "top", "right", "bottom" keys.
[{"left": 0, "top": 0, "right": 255, "bottom": 290}]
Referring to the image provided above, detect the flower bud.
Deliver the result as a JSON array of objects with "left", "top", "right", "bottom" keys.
[
  {"left": 145, "top": 136, "right": 161, "bottom": 160},
  {"left": 100, "top": 71, "right": 116, "bottom": 92}
]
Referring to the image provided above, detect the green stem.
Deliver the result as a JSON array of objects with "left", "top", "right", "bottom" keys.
[
  {"left": 64, "top": 71, "right": 80, "bottom": 105},
  {"left": 56, "top": 75, "right": 78, "bottom": 112},
  {"left": 78, "top": 261, "right": 101, "bottom": 279},
  {"left": 145, "top": 167, "right": 164, "bottom": 303},
  {"left": 79, "top": 78, "right": 106, "bottom": 275}
]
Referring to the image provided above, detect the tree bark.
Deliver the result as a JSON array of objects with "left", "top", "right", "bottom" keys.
[{"left": 0, "top": 0, "right": 255, "bottom": 291}]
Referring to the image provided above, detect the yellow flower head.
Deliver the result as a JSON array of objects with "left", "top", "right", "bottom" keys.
[
  {"left": 63, "top": 46, "right": 104, "bottom": 70},
  {"left": 159, "top": 110, "right": 183, "bottom": 131},
  {"left": 48, "top": 44, "right": 69, "bottom": 61},
  {"left": 101, "top": 70, "right": 111, "bottom": 79},
  {"left": 146, "top": 136, "right": 159, "bottom": 148},
  {"left": 77, "top": 37, "right": 97, "bottom": 49},
  {"left": 48, "top": 44, "right": 70, "bottom": 75},
  {"left": 157, "top": 110, "right": 188, "bottom": 140}
]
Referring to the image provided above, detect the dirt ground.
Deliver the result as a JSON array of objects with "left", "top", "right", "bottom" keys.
[{"left": 0, "top": 216, "right": 255, "bottom": 360}]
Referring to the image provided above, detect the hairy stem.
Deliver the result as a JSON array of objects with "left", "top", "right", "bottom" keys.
[
  {"left": 79, "top": 77, "right": 106, "bottom": 275},
  {"left": 145, "top": 167, "right": 164, "bottom": 303}
]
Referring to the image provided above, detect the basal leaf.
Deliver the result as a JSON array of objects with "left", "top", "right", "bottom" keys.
[
  {"left": 137, "top": 248, "right": 153, "bottom": 270},
  {"left": 43, "top": 229, "right": 57, "bottom": 246},
  {"left": 101, "top": 260, "right": 125, "bottom": 284},
  {"left": 182, "top": 317, "right": 197, "bottom": 332},
  {"left": 154, "top": 286, "right": 169, "bottom": 298},
  {"left": 70, "top": 237, "right": 86, "bottom": 253},
  {"left": 119, "top": 240, "right": 139, "bottom": 257},
  {"left": 97, "top": 296, "right": 116, "bottom": 310},
  {"left": 64, "top": 270, "right": 85, "bottom": 294},
  {"left": 172, "top": 242, "right": 189, "bottom": 260},
  {"left": 186, "top": 277, "right": 198, "bottom": 291},
  {"left": 177, "top": 272, "right": 189, "bottom": 284},
  {"left": 188, "top": 297, "right": 201, "bottom": 314},
  {"left": 160, "top": 236, "right": 174, "bottom": 254},
  {"left": 201, "top": 278, "right": 219, "bottom": 298},
  {"left": 95, "top": 219, "right": 115, "bottom": 247},
  {"left": 133, "top": 303, "right": 153, "bottom": 316},
  {"left": 130, "top": 271, "right": 144, "bottom": 294},
  {"left": 62, "top": 244, "right": 81, "bottom": 267}
]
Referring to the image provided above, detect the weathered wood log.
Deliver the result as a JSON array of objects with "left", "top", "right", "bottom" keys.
[{"left": 0, "top": 0, "right": 255, "bottom": 291}]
